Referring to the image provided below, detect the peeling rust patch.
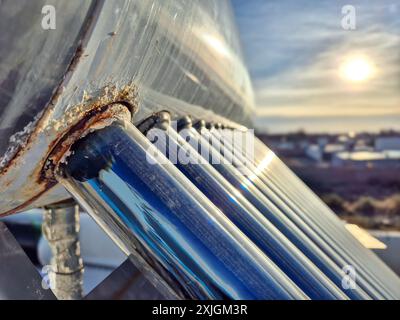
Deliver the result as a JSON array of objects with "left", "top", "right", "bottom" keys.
[
  {"left": 0, "top": 101, "right": 133, "bottom": 217},
  {"left": 0, "top": 82, "right": 137, "bottom": 176},
  {"left": 0, "top": 83, "right": 137, "bottom": 216},
  {"left": 41, "top": 102, "right": 132, "bottom": 184}
]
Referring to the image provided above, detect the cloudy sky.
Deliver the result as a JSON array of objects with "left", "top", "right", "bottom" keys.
[{"left": 232, "top": 0, "right": 400, "bottom": 133}]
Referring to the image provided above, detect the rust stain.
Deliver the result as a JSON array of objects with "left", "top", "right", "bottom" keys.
[
  {"left": 0, "top": 0, "right": 105, "bottom": 176},
  {"left": 0, "top": 0, "right": 136, "bottom": 215},
  {"left": 41, "top": 102, "right": 132, "bottom": 183},
  {"left": 0, "top": 49, "right": 82, "bottom": 176},
  {"left": 0, "top": 83, "right": 137, "bottom": 177},
  {"left": 1, "top": 84, "right": 137, "bottom": 216}
]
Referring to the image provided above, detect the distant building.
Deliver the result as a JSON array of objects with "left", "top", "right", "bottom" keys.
[
  {"left": 305, "top": 143, "right": 347, "bottom": 162},
  {"left": 317, "top": 137, "right": 329, "bottom": 148},
  {"left": 276, "top": 141, "right": 295, "bottom": 151},
  {"left": 336, "top": 135, "right": 352, "bottom": 148},
  {"left": 332, "top": 150, "right": 400, "bottom": 168},
  {"left": 305, "top": 144, "right": 322, "bottom": 162},
  {"left": 353, "top": 145, "right": 374, "bottom": 152},
  {"left": 375, "top": 136, "right": 400, "bottom": 151},
  {"left": 323, "top": 143, "right": 346, "bottom": 161}
]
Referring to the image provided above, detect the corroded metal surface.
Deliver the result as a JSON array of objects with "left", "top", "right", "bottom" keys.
[
  {"left": 42, "top": 200, "right": 84, "bottom": 300},
  {"left": 0, "top": 101, "right": 134, "bottom": 217},
  {"left": 0, "top": 0, "right": 254, "bottom": 215},
  {"left": 0, "top": 0, "right": 96, "bottom": 160}
]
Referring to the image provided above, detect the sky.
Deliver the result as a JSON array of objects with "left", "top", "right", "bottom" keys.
[{"left": 231, "top": 0, "right": 400, "bottom": 133}]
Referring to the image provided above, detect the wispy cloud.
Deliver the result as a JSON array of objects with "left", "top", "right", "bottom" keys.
[{"left": 232, "top": 0, "right": 400, "bottom": 132}]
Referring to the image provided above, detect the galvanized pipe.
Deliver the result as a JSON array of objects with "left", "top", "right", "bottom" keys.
[{"left": 42, "top": 200, "right": 84, "bottom": 300}]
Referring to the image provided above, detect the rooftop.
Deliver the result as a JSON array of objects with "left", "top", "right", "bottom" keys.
[{"left": 336, "top": 150, "right": 400, "bottom": 161}]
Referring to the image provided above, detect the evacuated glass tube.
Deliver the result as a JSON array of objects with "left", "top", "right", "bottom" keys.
[{"left": 56, "top": 119, "right": 307, "bottom": 300}]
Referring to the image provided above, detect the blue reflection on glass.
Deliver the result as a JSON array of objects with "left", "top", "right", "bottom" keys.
[{"left": 62, "top": 122, "right": 303, "bottom": 300}]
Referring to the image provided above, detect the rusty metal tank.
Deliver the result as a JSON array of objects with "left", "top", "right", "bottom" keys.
[{"left": 0, "top": 0, "right": 254, "bottom": 215}]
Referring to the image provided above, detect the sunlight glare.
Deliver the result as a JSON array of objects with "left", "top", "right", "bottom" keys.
[{"left": 340, "top": 56, "right": 374, "bottom": 82}]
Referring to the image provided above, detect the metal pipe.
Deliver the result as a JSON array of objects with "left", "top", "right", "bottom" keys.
[
  {"left": 56, "top": 119, "right": 307, "bottom": 300},
  {"left": 42, "top": 200, "right": 84, "bottom": 300}
]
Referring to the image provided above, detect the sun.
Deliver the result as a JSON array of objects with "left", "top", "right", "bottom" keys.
[{"left": 340, "top": 56, "right": 374, "bottom": 82}]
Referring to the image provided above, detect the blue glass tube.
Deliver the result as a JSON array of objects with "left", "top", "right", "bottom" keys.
[
  {"left": 150, "top": 125, "right": 348, "bottom": 300},
  {"left": 214, "top": 127, "right": 400, "bottom": 299},
  {"left": 57, "top": 120, "right": 307, "bottom": 300},
  {"left": 183, "top": 125, "right": 372, "bottom": 300},
  {"left": 209, "top": 127, "right": 391, "bottom": 299},
  {"left": 249, "top": 136, "right": 400, "bottom": 298}
]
